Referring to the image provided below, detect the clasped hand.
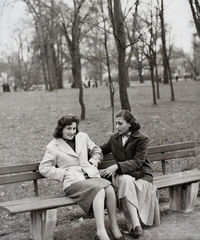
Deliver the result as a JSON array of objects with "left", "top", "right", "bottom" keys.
[{"left": 99, "top": 164, "right": 118, "bottom": 178}]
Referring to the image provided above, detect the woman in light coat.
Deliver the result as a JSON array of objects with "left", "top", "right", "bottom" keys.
[{"left": 39, "top": 114, "right": 124, "bottom": 240}]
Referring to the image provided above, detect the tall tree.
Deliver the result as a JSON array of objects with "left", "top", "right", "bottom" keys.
[
  {"left": 158, "top": 0, "right": 168, "bottom": 84},
  {"left": 189, "top": 0, "right": 200, "bottom": 38},
  {"left": 108, "top": 0, "right": 131, "bottom": 111},
  {"left": 57, "top": 0, "right": 90, "bottom": 119}
]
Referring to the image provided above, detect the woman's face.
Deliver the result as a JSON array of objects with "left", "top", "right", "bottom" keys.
[
  {"left": 62, "top": 122, "right": 77, "bottom": 140},
  {"left": 115, "top": 116, "right": 130, "bottom": 135}
]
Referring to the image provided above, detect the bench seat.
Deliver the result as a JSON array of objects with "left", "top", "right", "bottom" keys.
[
  {"left": 0, "top": 195, "right": 76, "bottom": 214},
  {"left": 154, "top": 169, "right": 200, "bottom": 189}
]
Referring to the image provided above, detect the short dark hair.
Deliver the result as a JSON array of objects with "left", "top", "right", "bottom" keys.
[
  {"left": 53, "top": 114, "right": 80, "bottom": 138},
  {"left": 116, "top": 110, "right": 140, "bottom": 131}
]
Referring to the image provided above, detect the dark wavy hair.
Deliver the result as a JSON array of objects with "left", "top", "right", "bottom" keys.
[
  {"left": 53, "top": 114, "right": 80, "bottom": 138},
  {"left": 116, "top": 110, "right": 140, "bottom": 132}
]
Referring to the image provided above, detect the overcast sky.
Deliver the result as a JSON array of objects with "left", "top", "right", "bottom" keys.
[{"left": 0, "top": 0, "right": 195, "bottom": 53}]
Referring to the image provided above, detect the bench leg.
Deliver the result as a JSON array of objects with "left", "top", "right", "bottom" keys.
[
  {"left": 30, "top": 209, "right": 57, "bottom": 240},
  {"left": 169, "top": 182, "right": 199, "bottom": 213}
]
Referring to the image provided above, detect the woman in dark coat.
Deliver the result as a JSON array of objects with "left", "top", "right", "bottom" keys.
[{"left": 100, "top": 110, "right": 160, "bottom": 239}]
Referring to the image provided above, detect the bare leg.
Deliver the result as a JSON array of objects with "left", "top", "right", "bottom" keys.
[
  {"left": 93, "top": 189, "right": 110, "bottom": 240},
  {"left": 121, "top": 197, "right": 141, "bottom": 229},
  {"left": 121, "top": 198, "right": 133, "bottom": 231},
  {"left": 105, "top": 185, "right": 122, "bottom": 238}
]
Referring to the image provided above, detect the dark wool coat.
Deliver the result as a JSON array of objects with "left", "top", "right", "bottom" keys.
[{"left": 100, "top": 130, "right": 153, "bottom": 183}]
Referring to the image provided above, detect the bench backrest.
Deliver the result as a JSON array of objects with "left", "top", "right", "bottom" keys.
[
  {"left": 99, "top": 141, "right": 196, "bottom": 175},
  {"left": 0, "top": 163, "right": 43, "bottom": 196},
  {"left": 0, "top": 141, "right": 195, "bottom": 196}
]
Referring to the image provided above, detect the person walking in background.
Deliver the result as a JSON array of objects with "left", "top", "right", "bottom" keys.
[
  {"left": 100, "top": 110, "right": 160, "bottom": 239},
  {"left": 12, "top": 82, "right": 17, "bottom": 92},
  {"left": 39, "top": 114, "right": 124, "bottom": 240}
]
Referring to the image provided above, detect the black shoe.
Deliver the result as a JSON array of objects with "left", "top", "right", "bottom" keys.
[
  {"left": 130, "top": 226, "right": 142, "bottom": 239},
  {"left": 95, "top": 234, "right": 100, "bottom": 240},
  {"left": 110, "top": 230, "right": 125, "bottom": 240}
]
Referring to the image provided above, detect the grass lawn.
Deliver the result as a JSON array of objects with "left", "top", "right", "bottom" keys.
[{"left": 0, "top": 79, "right": 199, "bottom": 238}]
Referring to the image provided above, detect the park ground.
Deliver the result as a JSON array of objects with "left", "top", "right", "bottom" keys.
[{"left": 0, "top": 79, "right": 200, "bottom": 239}]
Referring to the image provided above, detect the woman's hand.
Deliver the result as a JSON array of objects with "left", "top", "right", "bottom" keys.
[{"left": 100, "top": 164, "right": 118, "bottom": 178}]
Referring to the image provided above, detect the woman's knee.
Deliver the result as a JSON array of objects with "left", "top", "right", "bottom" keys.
[
  {"left": 95, "top": 188, "right": 105, "bottom": 201},
  {"left": 105, "top": 185, "right": 115, "bottom": 196},
  {"left": 117, "top": 175, "right": 133, "bottom": 186},
  {"left": 105, "top": 185, "right": 116, "bottom": 198}
]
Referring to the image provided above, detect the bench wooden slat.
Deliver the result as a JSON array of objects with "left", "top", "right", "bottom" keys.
[
  {"left": 154, "top": 171, "right": 200, "bottom": 189},
  {"left": 102, "top": 149, "right": 195, "bottom": 167},
  {"left": 0, "top": 163, "right": 39, "bottom": 175},
  {"left": 154, "top": 169, "right": 199, "bottom": 180},
  {"left": 0, "top": 172, "right": 44, "bottom": 185},
  {"left": 0, "top": 196, "right": 76, "bottom": 214},
  {"left": 0, "top": 195, "right": 66, "bottom": 207},
  {"left": 147, "top": 141, "right": 195, "bottom": 154},
  {"left": 148, "top": 149, "right": 196, "bottom": 162}
]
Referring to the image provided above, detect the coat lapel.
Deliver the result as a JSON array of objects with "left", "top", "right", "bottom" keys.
[
  {"left": 114, "top": 133, "right": 124, "bottom": 150},
  {"left": 124, "top": 130, "right": 142, "bottom": 147},
  {"left": 75, "top": 133, "right": 84, "bottom": 156},
  {"left": 55, "top": 138, "right": 78, "bottom": 157}
]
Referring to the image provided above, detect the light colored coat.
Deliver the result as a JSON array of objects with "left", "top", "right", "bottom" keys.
[{"left": 39, "top": 132, "right": 102, "bottom": 190}]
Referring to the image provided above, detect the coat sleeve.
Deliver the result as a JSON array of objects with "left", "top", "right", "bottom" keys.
[
  {"left": 99, "top": 137, "right": 112, "bottom": 155},
  {"left": 86, "top": 134, "right": 103, "bottom": 167},
  {"left": 118, "top": 135, "right": 149, "bottom": 173},
  {"left": 39, "top": 147, "right": 65, "bottom": 182}
]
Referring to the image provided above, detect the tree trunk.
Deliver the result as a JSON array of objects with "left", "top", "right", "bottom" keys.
[
  {"left": 189, "top": 0, "right": 200, "bottom": 38},
  {"left": 71, "top": 47, "right": 86, "bottom": 119},
  {"left": 150, "top": 63, "right": 157, "bottom": 105},
  {"left": 112, "top": 0, "right": 131, "bottom": 111},
  {"left": 160, "top": 0, "right": 169, "bottom": 84},
  {"left": 167, "top": 59, "right": 175, "bottom": 101},
  {"left": 155, "top": 63, "right": 160, "bottom": 99}
]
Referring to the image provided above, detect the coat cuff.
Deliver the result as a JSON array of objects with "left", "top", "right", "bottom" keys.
[{"left": 116, "top": 162, "right": 122, "bottom": 174}]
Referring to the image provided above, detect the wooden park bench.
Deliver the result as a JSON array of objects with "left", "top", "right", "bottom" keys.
[{"left": 0, "top": 141, "right": 199, "bottom": 240}]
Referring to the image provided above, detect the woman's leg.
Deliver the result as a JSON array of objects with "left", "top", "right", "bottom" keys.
[
  {"left": 105, "top": 185, "right": 123, "bottom": 238},
  {"left": 120, "top": 198, "right": 133, "bottom": 231},
  {"left": 121, "top": 198, "right": 141, "bottom": 230},
  {"left": 93, "top": 188, "right": 110, "bottom": 240}
]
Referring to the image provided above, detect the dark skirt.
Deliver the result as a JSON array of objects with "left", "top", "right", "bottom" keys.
[{"left": 64, "top": 178, "right": 111, "bottom": 214}]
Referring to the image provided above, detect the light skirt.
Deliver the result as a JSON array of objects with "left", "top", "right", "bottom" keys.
[{"left": 112, "top": 174, "right": 160, "bottom": 226}]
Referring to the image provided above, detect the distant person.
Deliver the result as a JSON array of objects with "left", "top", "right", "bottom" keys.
[
  {"left": 2, "top": 82, "right": 6, "bottom": 92},
  {"left": 39, "top": 114, "right": 124, "bottom": 240},
  {"left": 95, "top": 80, "right": 98, "bottom": 88},
  {"left": 23, "top": 81, "right": 27, "bottom": 91},
  {"left": 100, "top": 110, "right": 160, "bottom": 239},
  {"left": 71, "top": 82, "right": 75, "bottom": 88},
  {"left": 12, "top": 82, "right": 17, "bottom": 92},
  {"left": 88, "top": 80, "right": 91, "bottom": 88},
  {"left": 2, "top": 83, "right": 10, "bottom": 92},
  {"left": 176, "top": 76, "right": 179, "bottom": 82}
]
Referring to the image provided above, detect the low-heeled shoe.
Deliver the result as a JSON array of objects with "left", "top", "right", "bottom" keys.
[
  {"left": 110, "top": 230, "right": 125, "bottom": 240},
  {"left": 95, "top": 234, "right": 101, "bottom": 240},
  {"left": 130, "top": 226, "right": 142, "bottom": 239}
]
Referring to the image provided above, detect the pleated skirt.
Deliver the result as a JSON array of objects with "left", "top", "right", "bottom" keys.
[
  {"left": 64, "top": 177, "right": 111, "bottom": 214},
  {"left": 112, "top": 174, "right": 160, "bottom": 226}
]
